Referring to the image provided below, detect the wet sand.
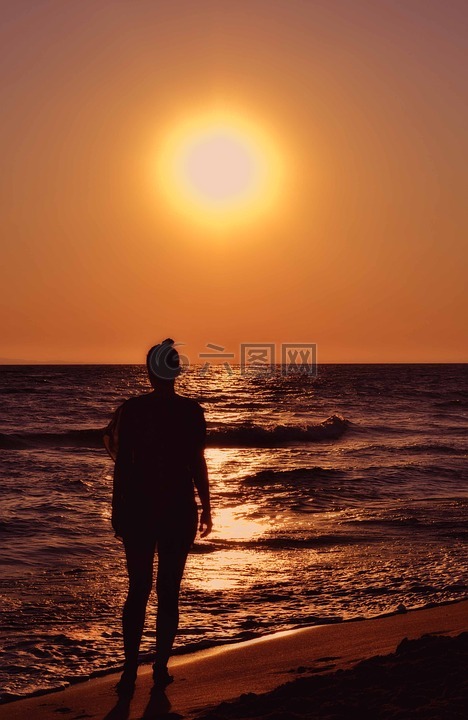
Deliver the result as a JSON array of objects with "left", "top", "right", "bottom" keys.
[{"left": 1, "top": 601, "right": 467, "bottom": 720}]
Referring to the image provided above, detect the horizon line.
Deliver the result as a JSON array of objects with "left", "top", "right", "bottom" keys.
[{"left": 0, "top": 361, "right": 466, "bottom": 367}]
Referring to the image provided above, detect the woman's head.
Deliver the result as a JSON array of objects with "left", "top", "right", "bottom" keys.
[{"left": 146, "top": 338, "right": 181, "bottom": 386}]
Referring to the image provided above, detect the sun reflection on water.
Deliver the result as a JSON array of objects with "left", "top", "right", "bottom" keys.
[
  {"left": 195, "top": 549, "right": 259, "bottom": 591},
  {"left": 211, "top": 506, "right": 265, "bottom": 541}
]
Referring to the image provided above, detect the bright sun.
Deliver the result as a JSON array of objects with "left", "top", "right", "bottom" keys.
[
  {"left": 182, "top": 132, "right": 258, "bottom": 205},
  {"left": 156, "top": 110, "right": 283, "bottom": 227}
]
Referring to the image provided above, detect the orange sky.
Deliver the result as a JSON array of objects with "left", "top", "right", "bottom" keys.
[{"left": 1, "top": 0, "right": 467, "bottom": 364}]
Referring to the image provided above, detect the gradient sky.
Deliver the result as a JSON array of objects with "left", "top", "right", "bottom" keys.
[{"left": 1, "top": 0, "right": 467, "bottom": 364}]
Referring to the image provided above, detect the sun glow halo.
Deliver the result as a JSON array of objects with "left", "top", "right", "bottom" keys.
[{"left": 156, "top": 111, "right": 282, "bottom": 227}]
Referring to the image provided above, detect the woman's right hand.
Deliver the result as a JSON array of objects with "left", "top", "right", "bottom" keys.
[{"left": 199, "top": 508, "right": 213, "bottom": 538}]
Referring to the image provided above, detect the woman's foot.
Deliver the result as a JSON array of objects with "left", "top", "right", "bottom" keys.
[
  {"left": 115, "top": 664, "right": 138, "bottom": 697},
  {"left": 152, "top": 663, "right": 174, "bottom": 688}
]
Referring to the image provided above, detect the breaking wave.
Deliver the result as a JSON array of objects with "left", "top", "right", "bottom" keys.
[
  {"left": 0, "top": 415, "right": 349, "bottom": 451},
  {"left": 208, "top": 415, "right": 349, "bottom": 446}
]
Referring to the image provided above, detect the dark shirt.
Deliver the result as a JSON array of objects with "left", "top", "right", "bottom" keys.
[{"left": 108, "top": 393, "right": 206, "bottom": 525}]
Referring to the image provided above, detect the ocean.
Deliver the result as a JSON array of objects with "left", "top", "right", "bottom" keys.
[{"left": 0, "top": 363, "right": 467, "bottom": 702}]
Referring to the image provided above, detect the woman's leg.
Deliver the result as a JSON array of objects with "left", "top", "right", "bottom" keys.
[
  {"left": 154, "top": 509, "right": 197, "bottom": 670},
  {"left": 122, "top": 532, "right": 156, "bottom": 669}
]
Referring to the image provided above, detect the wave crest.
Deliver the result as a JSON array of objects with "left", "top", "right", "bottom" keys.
[
  {"left": 209, "top": 415, "right": 349, "bottom": 447},
  {"left": 0, "top": 415, "right": 349, "bottom": 451},
  {"left": 243, "top": 466, "right": 344, "bottom": 485}
]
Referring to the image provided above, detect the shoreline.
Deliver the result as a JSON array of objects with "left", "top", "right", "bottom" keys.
[
  {"left": 1, "top": 599, "right": 467, "bottom": 720},
  {"left": 2, "top": 597, "right": 467, "bottom": 706}
]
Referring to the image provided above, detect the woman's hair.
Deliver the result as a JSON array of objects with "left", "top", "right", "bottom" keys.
[{"left": 146, "top": 338, "right": 181, "bottom": 381}]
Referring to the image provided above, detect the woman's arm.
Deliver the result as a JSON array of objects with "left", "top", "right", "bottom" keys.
[
  {"left": 191, "top": 402, "right": 212, "bottom": 537},
  {"left": 111, "top": 403, "right": 133, "bottom": 539},
  {"left": 192, "top": 449, "right": 212, "bottom": 538}
]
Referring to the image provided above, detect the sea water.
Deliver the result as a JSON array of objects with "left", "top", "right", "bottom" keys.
[{"left": 0, "top": 364, "right": 467, "bottom": 700}]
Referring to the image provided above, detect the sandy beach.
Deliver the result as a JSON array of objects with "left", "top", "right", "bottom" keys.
[{"left": 1, "top": 601, "right": 466, "bottom": 720}]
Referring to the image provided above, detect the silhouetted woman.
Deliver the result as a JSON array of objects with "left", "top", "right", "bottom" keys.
[{"left": 104, "top": 339, "right": 212, "bottom": 695}]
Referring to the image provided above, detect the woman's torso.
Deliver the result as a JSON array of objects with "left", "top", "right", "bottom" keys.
[{"left": 122, "top": 393, "right": 204, "bottom": 521}]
